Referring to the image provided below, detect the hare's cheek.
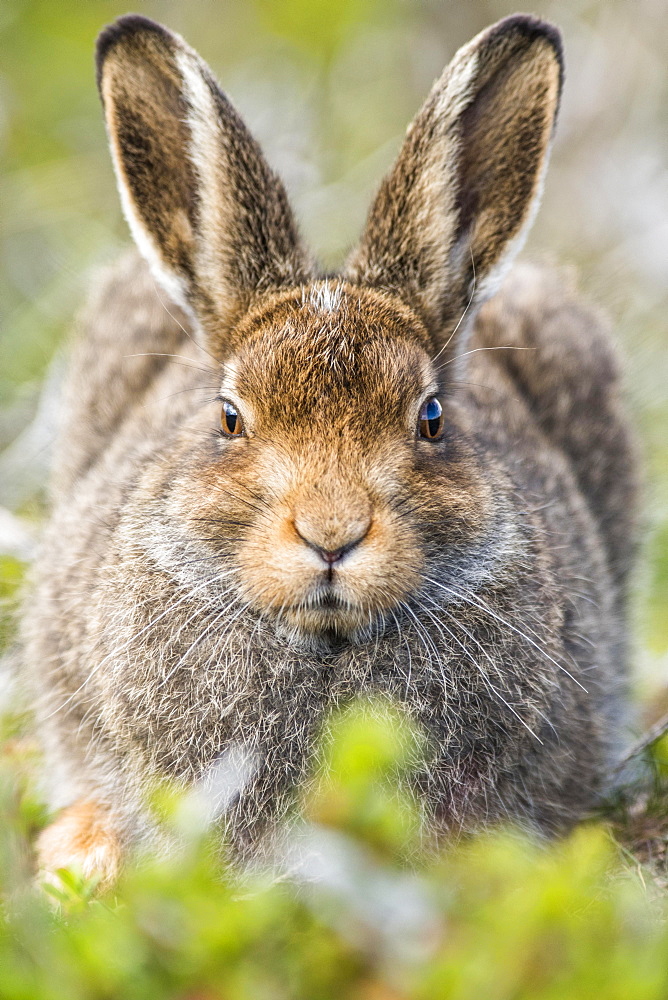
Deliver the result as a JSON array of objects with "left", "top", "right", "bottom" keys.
[
  {"left": 235, "top": 516, "right": 318, "bottom": 611},
  {"left": 338, "top": 517, "right": 424, "bottom": 608}
]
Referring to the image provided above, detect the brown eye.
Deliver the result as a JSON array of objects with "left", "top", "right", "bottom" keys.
[
  {"left": 221, "top": 400, "right": 244, "bottom": 437},
  {"left": 418, "top": 396, "right": 444, "bottom": 440}
]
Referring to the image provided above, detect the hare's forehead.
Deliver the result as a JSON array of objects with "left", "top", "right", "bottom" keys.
[{"left": 227, "top": 292, "right": 435, "bottom": 404}]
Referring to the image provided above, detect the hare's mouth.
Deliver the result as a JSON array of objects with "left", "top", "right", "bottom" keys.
[
  {"left": 309, "top": 590, "right": 346, "bottom": 610},
  {"left": 295, "top": 582, "right": 355, "bottom": 615},
  {"left": 274, "top": 585, "right": 382, "bottom": 648}
]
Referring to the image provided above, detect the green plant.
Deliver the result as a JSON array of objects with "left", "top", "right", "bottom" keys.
[{"left": 1, "top": 700, "right": 667, "bottom": 1000}]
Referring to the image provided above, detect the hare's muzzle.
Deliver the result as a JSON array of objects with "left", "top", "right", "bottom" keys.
[
  {"left": 232, "top": 466, "right": 422, "bottom": 647},
  {"left": 293, "top": 498, "right": 372, "bottom": 577}
]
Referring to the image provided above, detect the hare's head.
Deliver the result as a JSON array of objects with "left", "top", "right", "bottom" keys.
[{"left": 97, "top": 15, "right": 562, "bottom": 648}]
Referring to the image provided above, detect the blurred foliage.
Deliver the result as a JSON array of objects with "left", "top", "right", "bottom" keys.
[
  {"left": 0, "top": 701, "right": 667, "bottom": 999},
  {"left": 0, "top": 555, "right": 25, "bottom": 651},
  {"left": 307, "top": 700, "right": 424, "bottom": 859},
  {"left": 257, "top": 0, "right": 393, "bottom": 62}
]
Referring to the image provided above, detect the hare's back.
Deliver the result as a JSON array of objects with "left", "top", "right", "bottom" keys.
[
  {"left": 473, "top": 263, "right": 638, "bottom": 605},
  {"left": 52, "top": 254, "right": 198, "bottom": 498}
]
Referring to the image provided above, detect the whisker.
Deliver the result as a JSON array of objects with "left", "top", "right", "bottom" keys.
[
  {"left": 416, "top": 593, "right": 543, "bottom": 744},
  {"left": 434, "top": 344, "right": 537, "bottom": 375},
  {"left": 44, "top": 568, "right": 237, "bottom": 719},
  {"left": 423, "top": 575, "right": 587, "bottom": 693},
  {"left": 398, "top": 600, "right": 446, "bottom": 694},
  {"left": 122, "top": 352, "right": 219, "bottom": 378},
  {"left": 430, "top": 247, "right": 477, "bottom": 365},
  {"left": 149, "top": 275, "right": 221, "bottom": 367},
  {"left": 156, "top": 593, "right": 245, "bottom": 690},
  {"left": 153, "top": 387, "right": 223, "bottom": 404}
]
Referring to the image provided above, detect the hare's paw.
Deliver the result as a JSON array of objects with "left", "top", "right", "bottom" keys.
[{"left": 36, "top": 799, "right": 122, "bottom": 893}]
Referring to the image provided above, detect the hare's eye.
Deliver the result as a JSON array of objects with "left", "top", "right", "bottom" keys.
[
  {"left": 418, "top": 397, "right": 444, "bottom": 440},
  {"left": 220, "top": 400, "right": 244, "bottom": 437}
]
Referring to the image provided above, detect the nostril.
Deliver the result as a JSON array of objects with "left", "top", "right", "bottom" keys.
[
  {"left": 318, "top": 546, "right": 345, "bottom": 566},
  {"left": 309, "top": 534, "right": 366, "bottom": 566}
]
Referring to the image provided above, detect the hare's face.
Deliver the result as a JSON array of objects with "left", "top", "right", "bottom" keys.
[
  {"left": 177, "top": 285, "right": 493, "bottom": 647},
  {"left": 97, "top": 13, "right": 562, "bottom": 646}
]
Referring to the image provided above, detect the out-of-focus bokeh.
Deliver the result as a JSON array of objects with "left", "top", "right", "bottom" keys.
[{"left": 1, "top": 0, "right": 666, "bottom": 702}]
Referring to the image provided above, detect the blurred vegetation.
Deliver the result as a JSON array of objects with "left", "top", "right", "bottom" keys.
[
  {"left": 0, "top": 702, "right": 667, "bottom": 999},
  {"left": 0, "top": 0, "right": 667, "bottom": 993}
]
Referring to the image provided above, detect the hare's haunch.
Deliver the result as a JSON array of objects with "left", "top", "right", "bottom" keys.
[{"left": 24, "top": 14, "right": 638, "bottom": 886}]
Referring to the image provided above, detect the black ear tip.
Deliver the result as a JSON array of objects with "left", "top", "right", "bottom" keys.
[
  {"left": 95, "top": 14, "right": 175, "bottom": 91},
  {"left": 489, "top": 13, "right": 564, "bottom": 74}
]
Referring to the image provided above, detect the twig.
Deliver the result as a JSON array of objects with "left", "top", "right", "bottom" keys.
[{"left": 611, "top": 712, "right": 668, "bottom": 777}]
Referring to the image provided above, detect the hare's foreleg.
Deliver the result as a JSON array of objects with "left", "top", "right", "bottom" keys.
[{"left": 36, "top": 800, "right": 123, "bottom": 891}]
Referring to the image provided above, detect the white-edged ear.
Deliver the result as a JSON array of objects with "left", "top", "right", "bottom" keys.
[
  {"left": 96, "top": 15, "right": 313, "bottom": 352},
  {"left": 345, "top": 14, "right": 563, "bottom": 353}
]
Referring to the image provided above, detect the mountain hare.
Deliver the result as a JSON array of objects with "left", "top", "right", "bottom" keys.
[{"left": 26, "top": 13, "right": 638, "bottom": 886}]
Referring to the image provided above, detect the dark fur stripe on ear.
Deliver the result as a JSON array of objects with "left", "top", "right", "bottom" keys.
[
  {"left": 485, "top": 14, "right": 564, "bottom": 89},
  {"left": 96, "top": 15, "right": 176, "bottom": 91}
]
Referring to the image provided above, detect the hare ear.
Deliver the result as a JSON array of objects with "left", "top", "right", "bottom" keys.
[
  {"left": 345, "top": 15, "right": 563, "bottom": 353},
  {"left": 96, "top": 15, "right": 313, "bottom": 351}
]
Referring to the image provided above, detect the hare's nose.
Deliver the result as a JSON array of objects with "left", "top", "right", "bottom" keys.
[
  {"left": 293, "top": 515, "right": 371, "bottom": 566},
  {"left": 301, "top": 535, "right": 365, "bottom": 566}
]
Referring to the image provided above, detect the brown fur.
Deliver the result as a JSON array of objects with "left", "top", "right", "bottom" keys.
[
  {"left": 36, "top": 800, "right": 122, "bottom": 890},
  {"left": 23, "top": 14, "right": 638, "bottom": 884}
]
